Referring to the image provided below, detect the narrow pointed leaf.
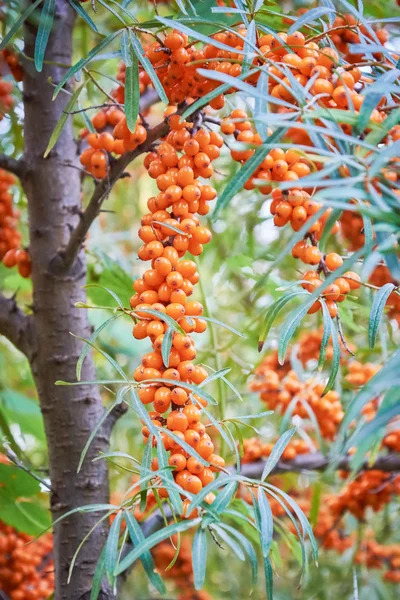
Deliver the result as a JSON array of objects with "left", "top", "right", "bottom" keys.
[
  {"left": 0, "top": 0, "right": 43, "bottom": 51},
  {"left": 258, "top": 490, "right": 273, "bottom": 557},
  {"left": 261, "top": 428, "right": 295, "bottom": 481},
  {"left": 161, "top": 327, "right": 173, "bottom": 368},
  {"left": 44, "top": 83, "right": 84, "bottom": 158},
  {"left": 76, "top": 313, "right": 123, "bottom": 381},
  {"left": 128, "top": 29, "right": 167, "bottom": 103},
  {"left": 369, "top": 283, "right": 396, "bottom": 348},
  {"left": 192, "top": 528, "right": 207, "bottom": 590},
  {"left": 69, "top": 0, "right": 98, "bottom": 32},
  {"left": 35, "top": 0, "right": 56, "bottom": 71},
  {"left": 115, "top": 517, "right": 202, "bottom": 575},
  {"left": 53, "top": 30, "right": 122, "bottom": 98},
  {"left": 105, "top": 510, "right": 123, "bottom": 582},
  {"left": 124, "top": 511, "right": 166, "bottom": 594}
]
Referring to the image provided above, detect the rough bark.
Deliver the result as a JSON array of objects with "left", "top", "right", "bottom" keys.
[{"left": 23, "top": 2, "right": 113, "bottom": 598}]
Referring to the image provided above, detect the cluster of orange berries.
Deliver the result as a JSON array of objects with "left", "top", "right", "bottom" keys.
[
  {"left": 355, "top": 537, "right": 400, "bottom": 583},
  {"left": 345, "top": 360, "right": 381, "bottom": 421},
  {"left": 329, "top": 13, "right": 388, "bottom": 63},
  {"left": 79, "top": 107, "right": 147, "bottom": 178},
  {"left": 251, "top": 349, "right": 344, "bottom": 440},
  {"left": 0, "top": 169, "right": 31, "bottom": 277},
  {"left": 1, "top": 49, "right": 23, "bottom": 82},
  {"left": 0, "top": 521, "right": 54, "bottom": 600},
  {"left": 331, "top": 470, "right": 400, "bottom": 520},
  {"left": 241, "top": 436, "right": 310, "bottom": 464},
  {"left": 130, "top": 117, "right": 225, "bottom": 509},
  {"left": 0, "top": 74, "right": 13, "bottom": 120},
  {"left": 152, "top": 535, "right": 213, "bottom": 600}
]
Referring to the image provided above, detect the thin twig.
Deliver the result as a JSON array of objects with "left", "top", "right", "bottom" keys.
[
  {"left": 336, "top": 314, "right": 355, "bottom": 356},
  {"left": 5, "top": 447, "right": 53, "bottom": 492}
]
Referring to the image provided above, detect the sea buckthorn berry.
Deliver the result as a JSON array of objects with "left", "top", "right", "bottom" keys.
[
  {"left": 166, "top": 303, "right": 186, "bottom": 320},
  {"left": 304, "top": 246, "right": 322, "bottom": 266},
  {"left": 185, "top": 301, "right": 203, "bottom": 316},
  {"left": 187, "top": 456, "right": 204, "bottom": 474},
  {"left": 185, "top": 475, "right": 203, "bottom": 494},
  {"left": 168, "top": 454, "right": 187, "bottom": 471},
  {"left": 166, "top": 271, "right": 184, "bottom": 289},
  {"left": 335, "top": 277, "right": 351, "bottom": 297},
  {"left": 138, "top": 386, "right": 156, "bottom": 405},
  {"left": 171, "top": 387, "right": 188, "bottom": 405},
  {"left": 343, "top": 271, "right": 361, "bottom": 290},
  {"left": 196, "top": 438, "right": 214, "bottom": 459},
  {"left": 183, "top": 405, "right": 201, "bottom": 424},
  {"left": 323, "top": 284, "right": 341, "bottom": 302},
  {"left": 167, "top": 410, "right": 188, "bottom": 432},
  {"left": 209, "top": 454, "right": 225, "bottom": 472},
  {"left": 184, "top": 429, "right": 200, "bottom": 447},
  {"left": 325, "top": 253, "right": 343, "bottom": 271}
]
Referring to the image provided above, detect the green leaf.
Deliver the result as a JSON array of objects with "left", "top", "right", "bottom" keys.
[
  {"left": 155, "top": 434, "right": 183, "bottom": 513},
  {"left": 309, "top": 481, "right": 321, "bottom": 528},
  {"left": 0, "top": 500, "right": 51, "bottom": 536},
  {"left": 78, "top": 387, "right": 130, "bottom": 473},
  {"left": 115, "top": 517, "right": 202, "bottom": 575},
  {"left": 105, "top": 510, "right": 123, "bottom": 582},
  {"left": 128, "top": 29, "right": 168, "bottom": 104},
  {"left": 76, "top": 313, "right": 123, "bottom": 381},
  {"left": 213, "top": 146, "right": 270, "bottom": 220},
  {"left": 212, "top": 524, "right": 245, "bottom": 560},
  {"left": 122, "top": 33, "right": 140, "bottom": 132},
  {"left": 258, "top": 490, "right": 273, "bottom": 557},
  {"left": 85, "top": 282, "right": 125, "bottom": 308},
  {"left": 193, "top": 528, "right": 208, "bottom": 590},
  {"left": 278, "top": 298, "right": 315, "bottom": 364},
  {"left": 217, "top": 523, "right": 258, "bottom": 583},
  {"left": 132, "top": 307, "right": 185, "bottom": 334},
  {"left": 35, "top": 0, "right": 56, "bottom": 72},
  {"left": 258, "top": 292, "right": 309, "bottom": 352},
  {"left": 266, "top": 484, "right": 318, "bottom": 563},
  {"left": 53, "top": 30, "right": 123, "bottom": 98},
  {"left": 193, "top": 399, "right": 234, "bottom": 450},
  {"left": 337, "top": 349, "right": 400, "bottom": 447},
  {"left": 318, "top": 301, "right": 332, "bottom": 371},
  {"left": 369, "top": 283, "right": 396, "bottom": 349},
  {"left": 0, "top": 389, "right": 44, "bottom": 439},
  {"left": 322, "top": 320, "right": 340, "bottom": 395},
  {"left": 140, "top": 436, "right": 153, "bottom": 512},
  {"left": 0, "top": 0, "right": 43, "bottom": 51},
  {"left": 263, "top": 556, "right": 274, "bottom": 600},
  {"left": 90, "top": 546, "right": 107, "bottom": 600},
  {"left": 199, "top": 367, "right": 231, "bottom": 387},
  {"left": 0, "top": 464, "right": 39, "bottom": 498},
  {"left": 288, "top": 6, "right": 334, "bottom": 33},
  {"left": 199, "top": 316, "right": 246, "bottom": 338},
  {"left": 69, "top": 0, "right": 99, "bottom": 32},
  {"left": 161, "top": 327, "right": 173, "bottom": 368},
  {"left": 261, "top": 429, "right": 295, "bottom": 481},
  {"left": 71, "top": 333, "right": 128, "bottom": 382},
  {"left": 124, "top": 510, "right": 166, "bottom": 594},
  {"left": 208, "top": 481, "right": 237, "bottom": 515}
]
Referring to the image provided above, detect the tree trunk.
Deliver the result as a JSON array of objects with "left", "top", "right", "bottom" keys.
[{"left": 23, "top": 2, "right": 113, "bottom": 598}]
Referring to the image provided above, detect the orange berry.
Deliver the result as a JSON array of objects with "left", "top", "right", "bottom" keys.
[{"left": 325, "top": 253, "right": 343, "bottom": 271}]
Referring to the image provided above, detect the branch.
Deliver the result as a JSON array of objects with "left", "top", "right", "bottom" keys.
[
  {"left": 116, "top": 451, "right": 400, "bottom": 580},
  {"left": 0, "top": 292, "right": 36, "bottom": 358},
  {"left": 239, "top": 451, "right": 400, "bottom": 478},
  {"left": 50, "top": 92, "right": 166, "bottom": 275},
  {"left": 0, "top": 154, "right": 26, "bottom": 179}
]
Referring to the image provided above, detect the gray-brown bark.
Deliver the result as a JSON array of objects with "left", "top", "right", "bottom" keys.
[{"left": 22, "top": 1, "right": 113, "bottom": 598}]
